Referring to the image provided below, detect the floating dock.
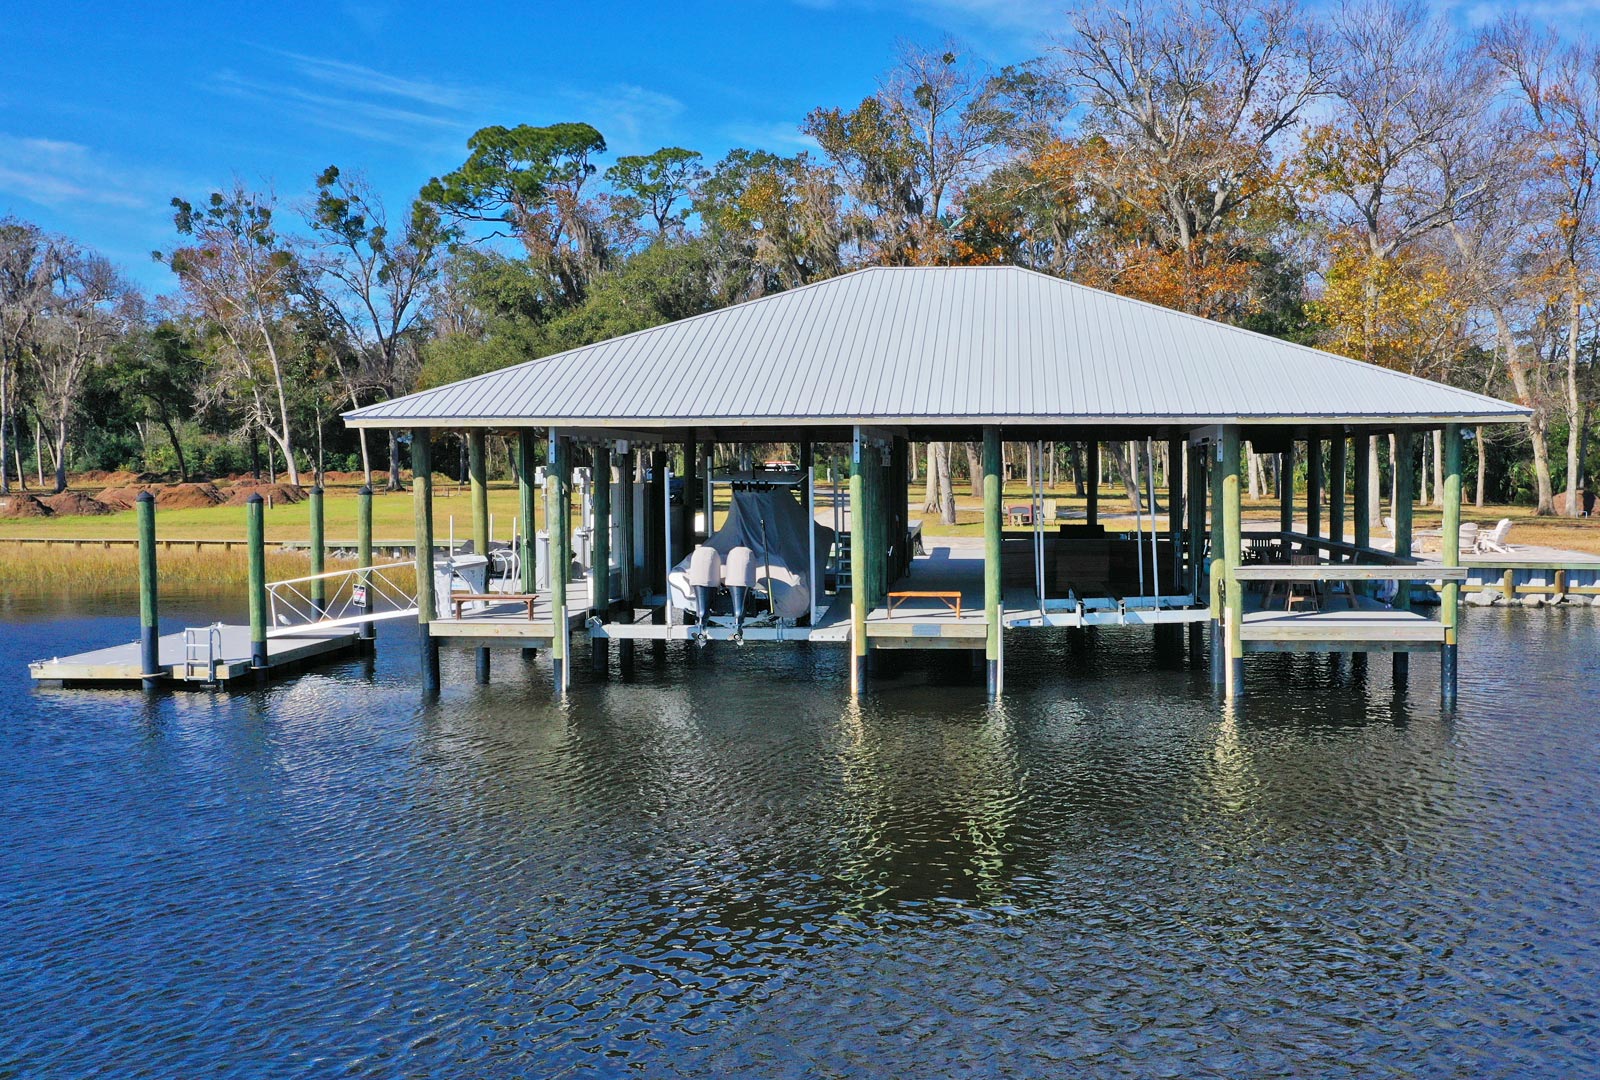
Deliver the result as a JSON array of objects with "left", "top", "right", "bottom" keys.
[{"left": 29, "top": 625, "right": 362, "bottom": 685}]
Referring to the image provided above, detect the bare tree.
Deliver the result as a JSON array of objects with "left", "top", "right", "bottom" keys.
[
  {"left": 1307, "top": 0, "right": 1497, "bottom": 522},
  {"left": 1487, "top": 20, "right": 1600, "bottom": 515},
  {"left": 1053, "top": 0, "right": 1327, "bottom": 307},
  {"left": 304, "top": 166, "right": 444, "bottom": 489},
  {"left": 159, "top": 184, "right": 305, "bottom": 486},
  {"left": 0, "top": 220, "right": 60, "bottom": 494}
]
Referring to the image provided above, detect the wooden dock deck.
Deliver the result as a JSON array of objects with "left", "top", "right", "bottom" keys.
[
  {"left": 29, "top": 625, "right": 361, "bottom": 685},
  {"left": 427, "top": 582, "right": 591, "bottom": 647}
]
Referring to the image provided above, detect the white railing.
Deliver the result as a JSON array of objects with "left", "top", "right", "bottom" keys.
[{"left": 266, "top": 561, "right": 418, "bottom": 637}]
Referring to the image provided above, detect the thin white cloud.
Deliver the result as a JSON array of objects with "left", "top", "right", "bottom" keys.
[
  {"left": 720, "top": 120, "right": 821, "bottom": 153},
  {"left": 0, "top": 134, "right": 157, "bottom": 210},
  {"left": 206, "top": 48, "right": 689, "bottom": 156}
]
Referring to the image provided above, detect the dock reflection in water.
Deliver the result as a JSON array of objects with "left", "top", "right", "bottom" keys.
[{"left": 2, "top": 596, "right": 1598, "bottom": 1077}]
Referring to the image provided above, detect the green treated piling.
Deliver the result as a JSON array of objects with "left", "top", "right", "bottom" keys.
[
  {"left": 310, "top": 485, "right": 326, "bottom": 615},
  {"left": 137, "top": 492, "right": 161, "bottom": 690},
  {"left": 1441, "top": 423, "right": 1461, "bottom": 706},
  {"left": 469, "top": 430, "right": 489, "bottom": 553},
  {"left": 412, "top": 430, "right": 439, "bottom": 694},
  {"left": 247, "top": 493, "right": 268, "bottom": 678},
  {"left": 357, "top": 485, "right": 373, "bottom": 640},
  {"left": 983, "top": 426, "right": 1003, "bottom": 696}
]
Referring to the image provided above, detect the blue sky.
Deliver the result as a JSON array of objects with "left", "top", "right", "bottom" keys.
[{"left": 4, "top": 0, "right": 1597, "bottom": 293}]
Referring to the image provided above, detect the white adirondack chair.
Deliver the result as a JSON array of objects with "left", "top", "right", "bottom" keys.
[
  {"left": 1457, "top": 522, "right": 1479, "bottom": 552},
  {"left": 1476, "top": 518, "right": 1514, "bottom": 554}
]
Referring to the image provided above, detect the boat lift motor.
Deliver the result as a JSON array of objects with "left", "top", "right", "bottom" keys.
[
  {"left": 724, "top": 545, "right": 757, "bottom": 638},
  {"left": 688, "top": 545, "right": 722, "bottom": 641}
]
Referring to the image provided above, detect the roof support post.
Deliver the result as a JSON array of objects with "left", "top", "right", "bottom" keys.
[
  {"left": 1167, "top": 437, "right": 1183, "bottom": 592},
  {"left": 411, "top": 429, "right": 439, "bottom": 696},
  {"left": 517, "top": 431, "right": 537, "bottom": 594},
  {"left": 1353, "top": 435, "right": 1372, "bottom": 552},
  {"left": 1188, "top": 441, "right": 1206, "bottom": 600},
  {"left": 616, "top": 444, "right": 636, "bottom": 676},
  {"left": 1222, "top": 426, "right": 1244, "bottom": 700},
  {"left": 1441, "top": 423, "right": 1461, "bottom": 708},
  {"left": 469, "top": 429, "right": 489, "bottom": 556},
  {"left": 1086, "top": 441, "right": 1099, "bottom": 529},
  {"left": 1392, "top": 427, "right": 1415, "bottom": 684},
  {"left": 1330, "top": 435, "right": 1347, "bottom": 561},
  {"left": 983, "top": 425, "right": 1003, "bottom": 697},
  {"left": 590, "top": 443, "right": 611, "bottom": 676},
  {"left": 682, "top": 437, "right": 698, "bottom": 544},
  {"left": 1279, "top": 450, "right": 1294, "bottom": 535},
  {"left": 468, "top": 429, "right": 489, "bottom": 682},
  {"left": 549, "top": 432, "right": 571, "bottom": 696},
  {"left": 1306, "top": 436, "right": 1323, "bottom": 545},
  {"left": 1209, "top": 434, "right": 1227, "bottom": 689},
  {"left": 850, "top": 427, "right": 867, "bottom": 695}
]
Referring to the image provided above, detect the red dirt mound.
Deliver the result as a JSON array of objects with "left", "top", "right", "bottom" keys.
[
  {"left": 42, "top": 491, "right": 112, "bottom": 516},
  {"left": 95, "top": 486, "right": 149, "bottom": 510},
  {"left": 155, "top": 482, "right": 226, "bottom": 510},
  {"left": 77, "top": 469, "right": 159, "bottom": 486},
  {"left": 0, "top": 493, "right": 51, "bottom": 517},
  {"left": 222, "top": 482, "right": 305, "bottom": 506}
]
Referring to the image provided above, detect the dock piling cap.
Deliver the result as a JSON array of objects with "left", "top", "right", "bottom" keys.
[
  {"left": 136, "top": 490, "right": 155, "bottom": 504},
  {"left": 247, "top": 492, "right": 264, "bottom": 504}
]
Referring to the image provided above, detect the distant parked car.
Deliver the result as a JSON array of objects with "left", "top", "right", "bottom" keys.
[
  {"left": 762, "top": 460, "right": 800, "bottom": 473},
  {"left": 644, "top": 470, "right": 686, "bottom": 505}
]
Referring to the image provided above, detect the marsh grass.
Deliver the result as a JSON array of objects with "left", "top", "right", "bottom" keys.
[{"left": 0, "top": 546, "right": 417, "bottom": 600}]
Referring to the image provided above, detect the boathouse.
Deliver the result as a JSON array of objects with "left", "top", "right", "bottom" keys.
[{"left": 343, "top": 265, "right": 1529, "bottom": 703}]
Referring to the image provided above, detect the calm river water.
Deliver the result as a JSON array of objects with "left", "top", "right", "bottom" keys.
[{"left": 2, "top": 596, "right": 1598, "bottom": 1078}]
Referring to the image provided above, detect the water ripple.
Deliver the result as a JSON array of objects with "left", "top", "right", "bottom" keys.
[{"left": 0, "top": 600, "right": 1597, "bottom": 1077}]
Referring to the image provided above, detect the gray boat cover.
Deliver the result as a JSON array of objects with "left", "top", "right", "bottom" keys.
[{"left": 669, "top": 488, "right": 836, "bottom": 621}]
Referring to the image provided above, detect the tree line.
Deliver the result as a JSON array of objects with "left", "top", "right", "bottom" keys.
[{"left": 0, "top": 0, "right": 1595, "bottom": 515}]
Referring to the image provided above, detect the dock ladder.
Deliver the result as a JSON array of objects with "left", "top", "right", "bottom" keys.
[{"left": 182, "top": 623, "right": 224, "bottom": 684}]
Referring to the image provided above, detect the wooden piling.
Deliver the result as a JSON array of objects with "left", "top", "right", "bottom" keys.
[
  {"left": 591, "top": 443, "right": 611, "bottom": 676},
  {"left": 617, "top": 447, "right": 635, "bottom": 675},
  {"left": 247, "top": 493, "right": 268, "bottom": 680},
  {"left": 1441, "top": 423, "right": 1461, "bottom": 707},
  {"left": 137, "top": 491, "right": 160, "bottom": 691},
  {"left": 1306, "top": 437, "right": 1323, "bottom": 542},
  {"left": 1209, "top": 436, "right": 1227, "bottom": 688},
  {"left": 310, "top": 485, "right": 326, "bottom": 616},
  {"left": 1392, "top": 427, "right": 1415, "bottom": 681},
  {"left": 1222, "top": 427, "right": 1244, "bottom": 698},
  {"left": 1279, "top": 450, "right": 1293, "bottom": 534},
  {"left": 467, "top": 430, "right": 489, "bottom": 678},
  {"left": 1330, "top": 436, "right": 1347, "bottom": 560},
  {"left": 1086, "top": 441, "right": 1099, "bottom": 528},
  {"left": 850, "top": 428, "right": 867, "bottom": 694},
  {"left": 983, "top": 426, "right": 1003, "bottom": 696},
  {"left": 1353, "top": 432, "right": 1371, "bottom": 551},
  {"left": 412, "top": 430, "right": 439, "bottom": 695},
  {"left": 550, "top": 434, "right": 571, "bottom": 695},
  {"left": 357, "top": 484, "right": 374, "bottom": 641},
  {"left": 1167, "top": 437, "right": 1183, "bottom": 590}
]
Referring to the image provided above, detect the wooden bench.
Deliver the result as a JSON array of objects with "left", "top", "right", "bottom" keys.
[
  {"left": 887, "top": 590, "right": 962, "bottom": 619},
  {"left": 451, "top": 592, "right": 539, "bottom": 619}
]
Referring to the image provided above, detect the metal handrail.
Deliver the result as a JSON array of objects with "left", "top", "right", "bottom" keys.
[{"left": 266, "top": 560, "right": 419, "bottom": 636}]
